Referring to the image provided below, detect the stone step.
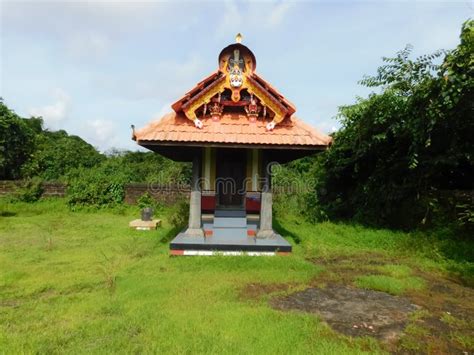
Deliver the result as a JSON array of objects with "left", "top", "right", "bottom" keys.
[
  {"left": 213, "top": 217, "right": 247, "bottom": 228},
  {"left": 214, "top": 209, "right": 246, "bottom": 218},
  {"left": 212, "top": 228, "right": 248, "bottom": 238}
]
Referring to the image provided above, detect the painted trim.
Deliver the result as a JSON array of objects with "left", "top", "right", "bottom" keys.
[
  {"left": 138, "top": 141, "right": 327, "bottom": 150},
  {"left": 171, "top": 250, "right": 279, "bottom": 256}
]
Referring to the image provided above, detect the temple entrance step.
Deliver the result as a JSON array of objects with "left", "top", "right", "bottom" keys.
[
  {"left": 214, "top": 209, "right": 246, "bottom": 218},
  {"left": 212, "top": 228, "right": 248, "bottom": 238},
  {"left": 213, "top": 216, "right": 247, "bottom": 228}
]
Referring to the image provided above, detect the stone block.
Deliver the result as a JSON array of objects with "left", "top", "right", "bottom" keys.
[{"left": 129, "top": 219, "right": 161, "bottom": 231}]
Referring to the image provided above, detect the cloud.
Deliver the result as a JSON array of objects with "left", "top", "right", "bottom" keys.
[
  {"left": 93, "top": 53, "right": 206, "bottom": 101},
  {"left": 65, "top": 31, "right": 111, "bottom": 59},
  {"left": 28, "top": 89, "right": 71, "bottom": 127},
  {"left": 214, "top": 1, "right": 295, "bottom": 39},
  {"left": 86, "top": 119, "right": 117, "bottom": 142},
  {"left": 266, "top": 1, "right": 294, "bottom": 28},
  {"left": 152, "top": 103, "right": 174, "bottom": 120},
  {"left": 215, "top": 1, "right": 243, "bottom": 39},
  {"left": 81, "top": 118, "right": 123, "bottom": 151}
]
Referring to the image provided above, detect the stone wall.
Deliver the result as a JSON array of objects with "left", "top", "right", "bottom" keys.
[
  {"left": 0, "top": 181, "right": 66, "bottom": 197},
  {"left": 0, "top": 181, "right": 189, "bottom": 204}
]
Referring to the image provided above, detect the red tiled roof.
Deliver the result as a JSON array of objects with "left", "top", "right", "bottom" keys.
[{"left": 134, "top": 112, "right": 332, "bottom": 148}]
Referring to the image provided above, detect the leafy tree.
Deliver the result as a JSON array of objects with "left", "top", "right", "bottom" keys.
[
  {"left": 104, "top": 150, "right": 191, "bottom": 185},
  {"left": 0, "top": 100, "right": 37, "bottom": 179},
  {"left": 311, "top": 20, "right": 473, "bottom": 229},
  {"left": 21, "top": 129, "right": 104, "bottom": 181}
]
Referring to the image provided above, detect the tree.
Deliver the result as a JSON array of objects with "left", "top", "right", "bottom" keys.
[
  {"left": 311, "top": 20, "right": 474, "bottom": 228},
  {"left": 21, "top": 129, "right": 104, "bottom": 181},
  {"left": 0, "top": 100, "right": 36, "bottom": 179}
]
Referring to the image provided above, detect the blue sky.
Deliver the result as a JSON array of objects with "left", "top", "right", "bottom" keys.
[{"left": 1, "top": 0, "right": 471, "bottom": 151}]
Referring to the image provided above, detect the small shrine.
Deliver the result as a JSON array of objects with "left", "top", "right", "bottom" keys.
[{"left": 133, "top": 35, "right": 331, "bottom": 255}]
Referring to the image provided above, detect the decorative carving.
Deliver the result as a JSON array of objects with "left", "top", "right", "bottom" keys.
[
  {"left": 228, "top": 49, "right": 245, "bottom": 102},
  {"left": 246, "top": 76, "right": 287, "bottom": 124},
  {"left": 245, "top": 95, "right": 260, "bottom": 123},
  {"left": 209, "top": 102, "right": 224, "bottom": 122},
  {"left": 182, "top": 36, "right": 290, "bottom": 129},
  {"left": 194, "top": 118, "right": 203, "bottom": 129},
  {"left": 266, "top": 121, "right": 276, "bottom": 131},
  {"left": 182, "top": 75, "right": 227, "bottom": 121}
]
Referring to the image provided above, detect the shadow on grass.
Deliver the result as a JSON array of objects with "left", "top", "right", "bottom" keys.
[
  {"left": 160, "top": 226, "right": 184, "bottom": 244},
  {"left": 273, "top": 218, "right": 301, "bottom": 244},
  {"left": 0, "top": 211, "right": 17, "bottom": 217}
]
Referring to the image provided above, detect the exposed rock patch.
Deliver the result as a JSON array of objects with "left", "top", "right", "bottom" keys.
[{"left": 271, "top": 284, "right": 419, "bottom": 342}]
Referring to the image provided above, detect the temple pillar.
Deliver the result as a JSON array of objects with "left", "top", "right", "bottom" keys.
[
  {"left": 257, "top": 157, "right": 275, "bottom": 239},
  {"left": 185, "top": 153, "right": 204, "bottom": 237}
]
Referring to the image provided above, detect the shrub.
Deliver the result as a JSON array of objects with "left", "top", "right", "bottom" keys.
[
  {"left": 66, "top": 164, "right": 131, "bottom": 209},
  {"left": 308, "top": 21, "right": 474, "bottom": 229},
  {"left": 168, "top": 198, "right": 189, "bottom": 231},
  {"left": 16, "top": 177, "right": 44, "bottom": 202},
  {"left": 137, "top": 192, "right": 156, "bottom": 210}
]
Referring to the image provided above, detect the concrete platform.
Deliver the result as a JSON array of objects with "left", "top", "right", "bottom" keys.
[
  {"left": 129, "top": 219, "right": 161, "bottom": 230},
  {"left": 170, "top": 232, "right": 292, "bottom": 254}
]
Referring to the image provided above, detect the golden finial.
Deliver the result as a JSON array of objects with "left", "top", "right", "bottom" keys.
[{"left": 235, "top": 33, "right": 242, "bottom": 43}]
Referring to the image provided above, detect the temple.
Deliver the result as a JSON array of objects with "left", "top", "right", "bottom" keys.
[{"left": 133, "top": 35, "right": 331, "bottom": 255}]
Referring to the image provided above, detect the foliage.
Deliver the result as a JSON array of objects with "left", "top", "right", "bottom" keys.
[
  {"left": 65, "top": 152, "right": 190, "bottom": 208},
  {"left": 136, "top": 192, "right": 156, "bottom": 210},
  {"left": 21, "top": 129, "right": 104, "bottom": 181},
  {"left": 168, "top": 198, "right": 189, "bottom": 231},
  {"left": 0, "top": 101, "right": 190, "bottom": 207},
  {"left": 107, "top": 150, "right": 191, "bottom": 185},
  {"left": 0, "top": 100, "right": 38, "bottom": 179},
  {"left": 309, "top": 20, "right": 474, "bottom": 229},
  {"left": 64, "top": 151, "right": 189, "bottom": 209},
  {"left": 0, "top": 99, "right": 104, "bottom": 181},
  {"left": 66, "top": 163, "right": 130, "bottom": 209},
  {"left": 16, "top": 177, "right": 44, "bottom": 202}
]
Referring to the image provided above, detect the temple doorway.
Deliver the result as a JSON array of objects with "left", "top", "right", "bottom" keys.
[{"left": 216, "top": 148, "right": 247, "bottom": 209}]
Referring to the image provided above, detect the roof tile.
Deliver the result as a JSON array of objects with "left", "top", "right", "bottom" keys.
[{"left": 134, "top": 112, "right": 332, "bottom": 147}]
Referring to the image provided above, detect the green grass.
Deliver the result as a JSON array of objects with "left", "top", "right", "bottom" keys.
[
  {"left": 355, "top": 275, "right": 425, "bottom": 295},
  {"left": 0, "top": 198, "right": 473, "bottom": 354}
]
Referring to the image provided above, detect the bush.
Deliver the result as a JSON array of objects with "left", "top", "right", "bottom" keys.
[
  {"left": 168, "top": 198, "right": 189, "bottom": 231},
  {"left": 16, "top": 177, "right": 44, "bottom": 202},
  {"left": 137, "top": 192, "right": 156, "bottom": 210},
  {"left": 66, "top": 163, "right": 131, "bottom": 209},
  {"left": 308, "top": 21, "right": 474, "bottom": 230}
]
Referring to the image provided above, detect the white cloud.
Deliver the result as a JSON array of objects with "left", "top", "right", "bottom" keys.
[
  {"left": 266, "top": 2, "right": 294, "bottom": 28},
  {"left": 69, "top": 117, "right": 141, "bottom": 152},
  {"left": 215, "top": 1, "right": 243, "bottom": 39},
  {"left": 86, "top": 119, "right": 117, "bottom": 142},
  {"left": 28, "top": 89, "right": 71, "bottom": 127},
  {"left": 65, "top": 31, "right": 111, "bottom": 59},
  {"left": 214, "top": 1, "right": 294, "bottom": 39},
  {"left": 152, "top": 103, "right": 174, "bottom": 120},
  {"left": 94, "top": 53, "right": 206, "bottom": 101}
]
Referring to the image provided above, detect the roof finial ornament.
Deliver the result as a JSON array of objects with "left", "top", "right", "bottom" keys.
[{"left": 235, "top": 33, "right": 242, "bottom": 43}]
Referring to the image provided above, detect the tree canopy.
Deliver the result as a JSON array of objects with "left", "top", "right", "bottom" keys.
[{"left": 308, "top": 20, "right": 473, "bottom": 229}]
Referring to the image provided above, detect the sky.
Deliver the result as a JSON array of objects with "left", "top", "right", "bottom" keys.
[{"left": 1, "top": 0, "right": 471, "bottom": 152}]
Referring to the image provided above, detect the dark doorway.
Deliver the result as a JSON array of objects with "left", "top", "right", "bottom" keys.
[{"left": 216, "top": 149, "right": 247, "bottom": 209}]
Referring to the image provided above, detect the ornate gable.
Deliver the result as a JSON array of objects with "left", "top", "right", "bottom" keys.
[{"left": 171, "top": 35, "right": 296, "bottom": 131}]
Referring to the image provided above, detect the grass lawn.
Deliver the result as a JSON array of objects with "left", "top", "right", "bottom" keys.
[{"left": 0, "top": 198, "right": 473, "bottom": 354}]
